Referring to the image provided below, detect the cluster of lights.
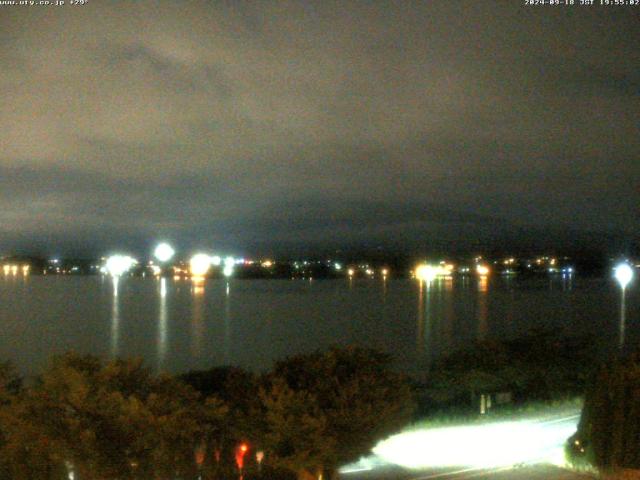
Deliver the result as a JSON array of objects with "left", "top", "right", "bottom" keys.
[
  {"left": 344, "top": 266, "right": 389, "bottom": 278},
  {"left": 413, "top": 262, "right": 490, "bottom": 281},
  {"left": 104, "top": 255, "right": 137, "bottom": 277},
  {"left": 476, "top": 264, "right": 490, "bottom": 276},
  {"left": 2, "top": 264, "right": 29, "bottom": 275},
  {"left": 187, "top": 253, "right": 236, "bottom": 278},
  {"left": 414, "top": 263, "right": 454, "bottom": 282},
  {"left": 100, "top": 244, "right": 242, "bottom": 279}
]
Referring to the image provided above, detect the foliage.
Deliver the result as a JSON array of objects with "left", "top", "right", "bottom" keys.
[
  {"left": 255, "top": 346, "right": 415, "bottom": 479},
  {"left": 424, "top": 331, "right": 597, "bottom": 411},
  {"left": 0, "top": 353, "right": 227, "bottom": 480},
  {"left": 0, "top": 348, "right": 415, "bottom": 479},
  {"left": 180, "top": 366, "right": 261, "bottom": 477},
  {"left": 571, "top": 354, "right": 640, "bottom": 473}
]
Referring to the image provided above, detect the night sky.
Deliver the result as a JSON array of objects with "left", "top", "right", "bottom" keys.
[{"left": 1, "top": 1, "right": 638, "bottom": 257}]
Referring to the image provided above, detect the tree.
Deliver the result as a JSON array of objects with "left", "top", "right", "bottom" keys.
[
  {"left": 570, "top": 354, "right": 640, "bottom": 475},
  {"left": 258, "top": 378, "right": 333, "bottom": 479},
  {"left": 181, "top": 366, "right": 255, "bottom": 476},
  {"left": 0, "top": 353, "right": 227, "bottom": 480},
  {"left": 255, "top": 347, "right": 415, "bottom": 480}
]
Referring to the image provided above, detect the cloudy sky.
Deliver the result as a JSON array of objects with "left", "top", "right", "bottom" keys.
[{"left": 1, "top": 1, "right": 638, "bottom": 257}]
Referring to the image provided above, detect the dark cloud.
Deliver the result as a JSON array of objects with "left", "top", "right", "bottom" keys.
[{"left": 0, "top": 1, "right": 638, "bottom": 256}]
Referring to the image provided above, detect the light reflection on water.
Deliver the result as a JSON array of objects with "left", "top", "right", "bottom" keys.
[
  {"left": 0, "top": 275, "right": 637, "bottom": 376},
  {"left": 477, "top": 276, "right": 489, "bottom": 340},
  {"left": 157, "top": 277, "right": 168, "bottom": 371},
  {"left": 224, "top": 281, "right": 231, "bottom": 364},
  {"left": 191, "top": 278, "right": 205, "bottom": 359},
  {"left": 111, "top": 276, "right": 120, "bottom": 358}
]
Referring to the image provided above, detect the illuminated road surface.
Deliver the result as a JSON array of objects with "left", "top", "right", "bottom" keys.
[{"left": 340, "top": 409, "right": 584, "bottom": 479}]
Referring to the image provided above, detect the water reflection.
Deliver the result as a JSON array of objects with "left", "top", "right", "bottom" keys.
[
  {"left": 477, "top": 276, "right": 489, "bottom": 340},
  {"left": 111, "top": 277, "right": 120, "bottom": 358},
  {"left": 416, "top": 281, "right": 432, "bottom": 370},
  {"left": 157, "top": 278, "right": 168, "bottom": 372},
  {"left": 0, "top": 275, "right": 628, "bottom": 379},
  {"left": 224, "top": 281, "right": 231, "bottom": 363},
  {"left": 382, "top": 275, "right": 388, "bottom": 301},
  {"left": 191, "top": 278, "right": 205, "bottom": 358},
  {"left": 443, "top": 279, "right": 454, "bottom": 345},
  {"left": 417, "top": 282, "right": 424, "bottom": 354}
]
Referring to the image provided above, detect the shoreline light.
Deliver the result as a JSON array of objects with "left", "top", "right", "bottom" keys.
[
  {"left": 190, "top": 254, "right": 212, "bottom": 277},
  {"left": 415, "top": 264, "right": 437, "bottom": 282},
  {"left": 614, "top": 263, "right": 633, "bottom": 289},
  {"left": 154, "top": 243, "right": 175, "bottom": 263},
  {"left": 105, "top": 255, "right": 137, "bottom": 277},
  {"left": 476, "top": 264, "right": 490, "bottom": 276}
]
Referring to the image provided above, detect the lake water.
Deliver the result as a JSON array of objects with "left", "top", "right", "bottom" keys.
[{"left": 1, "top": 274, "right": 638, "bottom": 377}]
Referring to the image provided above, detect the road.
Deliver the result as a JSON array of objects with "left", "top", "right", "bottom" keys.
[{"left": 339, "top": 408, "right": 590, "bottom": 479}]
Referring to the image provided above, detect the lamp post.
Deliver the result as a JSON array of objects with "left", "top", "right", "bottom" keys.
[{"left": 614, "top": 263, "right": 633, "bottom": 350}]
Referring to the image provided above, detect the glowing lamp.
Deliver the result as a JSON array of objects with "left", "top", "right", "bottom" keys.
[
  {"left": 105, "top": 255, "right": 136, "bottom": 277},
  {"left": 615, "top": 263, "right": 633, "bottom": 289},
  {"left": 415, "top": 264, "right": 436, "bottom": 282},
  {"left": 154, "top": 243, "right": 175, "bottom": 263},
  {"left": 476, "top": 265, "right": 490, "bottom": 276},
  {"left": 190, "top": 254, "right": 211, "bottom": 277}
]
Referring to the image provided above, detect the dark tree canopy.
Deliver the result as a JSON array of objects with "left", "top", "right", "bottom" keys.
[
  {"left": 0, "top": 353, "right": 227, "bottom": 480},
  {"left": 571, "top": 354, "right": 640, "bottom": 473},
  {"left": 256, "top": 346, "right": 415, "bottom": 479}
]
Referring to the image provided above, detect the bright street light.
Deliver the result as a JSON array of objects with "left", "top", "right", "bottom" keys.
[
  {"left": 415, "top": 264, "right": 436, "bottom": 282},
  {"left": 105, "top": 255, "right": 136, "bottom": 277},
  {"left": 190, "top": 254, "right": 211, "bottom": 277},
  {"left": 615, "top": 263, "right": 633, "bottom": 289},
  {"left": 614, "top": 263, "right": 634, "bottom": 350},
  {"left": 154, "top": 243, "right": 175, "bottom": 263}
]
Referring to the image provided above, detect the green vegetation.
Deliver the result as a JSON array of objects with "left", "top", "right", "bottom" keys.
[
  {"left": 0, "top": 333, "right": 603, "bottom": 479},
  {"left": 419, "top": 330, "right": 597, "bottom": 416},
  {"left": 567, "top": 354, "right": 640, "bottom": 476},
  {"left": 257, "top": 348, "right": 415, "bottom": 479},
  {"left": 0, "top": 347, "right": 414, "bottom": 480},
  {"left": 0, "top": 354, "right": 228, "bottom": 479}
]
